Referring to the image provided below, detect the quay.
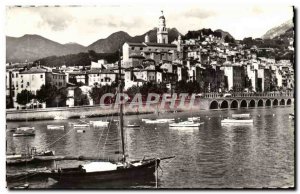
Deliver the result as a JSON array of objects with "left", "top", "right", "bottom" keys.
[{"left": 6, "top": 92, "right": 294, "bottom": 121}]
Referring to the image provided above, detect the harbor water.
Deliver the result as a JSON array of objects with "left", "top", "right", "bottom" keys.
[{"left": 6, "top": 106, "right": 294, "bottom": 189}]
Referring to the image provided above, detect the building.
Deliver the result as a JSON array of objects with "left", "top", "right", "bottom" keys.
[{"left": 122, "top": 11, "right": 180, "bottom": 67}]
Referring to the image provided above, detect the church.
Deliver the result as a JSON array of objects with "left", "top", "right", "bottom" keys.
[{"left": 122, "top": 11, "right": 183, "bottom": 67}]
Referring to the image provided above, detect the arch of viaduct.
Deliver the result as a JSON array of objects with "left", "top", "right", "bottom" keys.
[{"left": 207, "top": 93, "right": 294, "bottom": 110}]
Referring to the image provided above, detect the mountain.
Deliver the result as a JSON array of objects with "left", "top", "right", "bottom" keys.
[
  {"left": 6, "top": 28, "right": 182, "bottom": 62},
  {"left": 64, "top": 42, "right": 86, "bottom": 53},
  {"left": 6, "top": 35, "right": 86, "bottom": 63},
  {"left": 261, "top": 19, "right": 294, "bottom": 39},
  {"left": 87, "top": 31, "right": 132, "bottom": 53},
  {"left": 86, "top": 28, "right": 182, "bottom": 53},
  {"left": 214, "top": 29, "right": 234, "bottom": 40}
]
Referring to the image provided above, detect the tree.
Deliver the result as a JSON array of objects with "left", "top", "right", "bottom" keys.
[
  {"left": 36, "top": 84, "right": 58, "bottom": 106},
  {"left": 17, "top": 90, "right": 35, "bottom": 105}
]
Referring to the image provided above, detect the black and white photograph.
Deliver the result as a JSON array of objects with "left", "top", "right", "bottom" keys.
[{"left": 4, "top": 2, "right": 295, "bottom": 190}]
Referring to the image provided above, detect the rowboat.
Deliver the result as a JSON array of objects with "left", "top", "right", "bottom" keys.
[
  {"left": 90, "top": 121, "right": 109, "bottom": 127},
  {"left": 13, "top": 127, "right": 35, "bottom": 137},
  {"left": 47, "top": 125, "right": 64, "bottom": 130},
  {"left": 221, "top": 114, "right": 253, "bottom": 125},
  {"left": 169, "top": 121, "right": 204, "bottom": 127},
  {"left": 143, "top": 118, "right": 175, "bottom": 124}
]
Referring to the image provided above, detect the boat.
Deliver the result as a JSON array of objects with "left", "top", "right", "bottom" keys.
[
  {"left": 221, "top": 114, "right": 253, "bottom": 125},
  {"left": 187, "top": 117, "right": 200, "bottom": 121},
  {"left": 37, "top": 51, "right": 169, "bottom": 184},
  {"left": 232, "top": 113, "right": 250, "bottom": 118},
  {"left": 143, "top": 118, "right": 175, "bottom": 124},
  {"left": 125, "top": 124, "right": 140, "bottom": 128},
  {"left": 10, "top": 183, "right": 29, "bottom": 189},
  {"left": 169, "top": 121, "right": 204, "bottom": 127},
  {"left": 47, "top": 125, "right": 64, "bottom": 130},
  {"left": 6, "top": 147, "right": 55, "bottom": 165},
  {"left": 13, "top": 127, "right": 35, "bottom": 137},
  {"left": 76, "top": 129, "right": 86, "bottom": 133},
  {"left": 90, "top": 121, "right": 109, "bottom": 127},
  {"left": 73, "top": 124, "right": 90, "bottom": 128}
]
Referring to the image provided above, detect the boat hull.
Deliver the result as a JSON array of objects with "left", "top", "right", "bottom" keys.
[{"left": 45, "top": 159, "right": 160, "bottom": 183}]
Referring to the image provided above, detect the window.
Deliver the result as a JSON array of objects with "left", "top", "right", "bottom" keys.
[
  {"left": 12, "top": 74, "right": 14, "bottom": 78},
  {"left": 27, "top": 82, "right": 29, "bottom": 86},
  {"left": 101, "top": 79, "right": 103, "bottom": 82},
  {"left": 16, "top": 73, "right": 18, "bottom": 78},
  {"left": 40, "top": 75, "right": 43, "bottom": 78},
  {"left": 131, "top": 47, "right": 134, "bottom": 50},
  {"left": 140, "top": 47, "right": 143, "bottom": 50},
  {"left": 21, "top": 84, "right": 23, "bottom": 88}
]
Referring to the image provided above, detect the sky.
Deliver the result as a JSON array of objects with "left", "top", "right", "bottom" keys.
[{"left": 6, "top": 5, "right": 294, "bottom": 46}]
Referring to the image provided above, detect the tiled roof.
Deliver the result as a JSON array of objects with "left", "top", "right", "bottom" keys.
[{"left": 20, "top": 67, "right": 47, "bottom": 74}]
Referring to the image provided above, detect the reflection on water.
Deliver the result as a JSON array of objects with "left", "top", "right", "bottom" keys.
[{"left": 6, "top": 106, "right": 294, "bottom": 189}]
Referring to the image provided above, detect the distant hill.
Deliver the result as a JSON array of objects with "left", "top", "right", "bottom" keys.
[
  {"left": 6, "top": 35, "right": 86, "bottom": 63},
  {"left": 7, "top": 28, "right": 182, "bottom": 63},
  {"left": 86, "top": 28, "right": 182, "bottom": 53},
  {"left": 261, "top": 19, "right": 294, "bottom": 39}
]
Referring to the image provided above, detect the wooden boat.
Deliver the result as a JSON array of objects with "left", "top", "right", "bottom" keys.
[
  {"left": 221, "top": 114, "right": 253, "bottom": 125},
  {"left": 125, "top": 124, "right": 140, "bottom": 128},
  {"left": 36, "top": 52, "right": 168, "bottom": 184},
  {"left": 187, "top": 117, "right": 200, "bottom": 121},
  {"left": 13, "top": 127, "right": 35, "bottom": 137},
  {"left": 169, "top": 121, "right": 204, "bottom": 127},
  {"left": 10, "top": 183, "right": 29, "bottom": 189},
  {"left": 47, "top": 125, "right": 64, "bottom": 130},
  {"left": 6, "top": 148, "right": 55, "bottom": 166},
  {"left": 73, "top": 124, "right": 90, "bottom": 128},
  {"left": 90, "top": 121, "right": 109, "bottom": 127},
  {"left": 143, "top": 118, "right": 175, "bottom": 124},
  {"left": 232, "top": 114, "right": 250, "bottom": 118},
  {"left": 76, "top": 129, "right": 86, "bottom": 133}
]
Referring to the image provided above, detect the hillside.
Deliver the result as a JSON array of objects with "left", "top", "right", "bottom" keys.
[{"left": 261, "top": 19, "right": 294, "bottom": 39}]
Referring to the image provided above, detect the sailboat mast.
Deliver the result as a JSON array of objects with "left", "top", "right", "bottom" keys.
[{"left": 118, "top": 48, "right": 126, "bottom": 162}]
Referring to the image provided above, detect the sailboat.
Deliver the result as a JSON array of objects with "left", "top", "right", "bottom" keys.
[{"left": 41, "top": 50, "right": 166, "bottom": 184}]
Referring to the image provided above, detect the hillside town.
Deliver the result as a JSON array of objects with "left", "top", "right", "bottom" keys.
[{"left": 6, "top": 11, "right": 294, "bottom": 110}]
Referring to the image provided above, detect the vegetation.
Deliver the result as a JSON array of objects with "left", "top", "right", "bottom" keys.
[
  {"left": 34, "top": 50, "right": 120, "bottom": 67},
  {"left": 89, "top": 83, "right": 118, "bottom": 104},
  {"left": 16, "top": 90, "right": 35, "bottom": 105}
]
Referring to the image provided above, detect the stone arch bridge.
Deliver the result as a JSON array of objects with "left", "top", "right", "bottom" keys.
[{"left": 204, "top": 92, "right": 294, "bottom": 110}]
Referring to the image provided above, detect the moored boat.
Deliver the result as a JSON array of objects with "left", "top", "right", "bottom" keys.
[
  {"left": 221, "top": 114, "right": 253, "bottom": 125},
  {"left": 143, "top": 118, "right": 175, "bottom": 124},
  {"left": 13, "top": 127, "right": 35, "bottom": 137},
  {"left": 47, "top": 125, "right": 64, "bottom": 130},
  {"left": 169, "top": 121, "right": 204, "bottom": 127},
  {"left": 90, "top": 121, "right": 109, "bottom": 127},
  {"left": 187, "top": 117, "right": 200, "bottom": 121}
]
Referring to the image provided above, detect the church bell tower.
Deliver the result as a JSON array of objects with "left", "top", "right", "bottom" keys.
[{"left": 157, "top": 11, "right": 168, "bottom": 44}]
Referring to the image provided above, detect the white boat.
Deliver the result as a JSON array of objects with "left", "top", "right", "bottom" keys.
[
  {"left": 125, "top": 124, "right": 140, "bottom": 128},
  {"left": 76, "top": 129, "right": 86, "bottom": 133},
  {"left": 90, "top": 121, "right": 109, "bottom": 127},
  {"left": 144, "top": 118, "right": 175, "bottom": 124},
  {"left": 169, "top": 121, "right": 204, "bottom": 127},
  {"left": 221, "top": 119, "right": 253, "bottom": 124},
  {"left": 16, "top": 127, "right": 35, "bottom": 131},
  {"left": 187, "top": 117, "right": 200, "bottom": 121},
  {"left": 221, "top": 113, "right": 253, "bottom": 125},
  {"left": 47, "top": 125, "right": 64, "bottom": 130},
  {"left": 13, "top": 127, "right": 35, "bottom": 137},
  {"left": 73, "top": 124, "right": 90, "bottom": 128},
  {"left": 232, "top": 114, "right": 250, "bottom": 118}
]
